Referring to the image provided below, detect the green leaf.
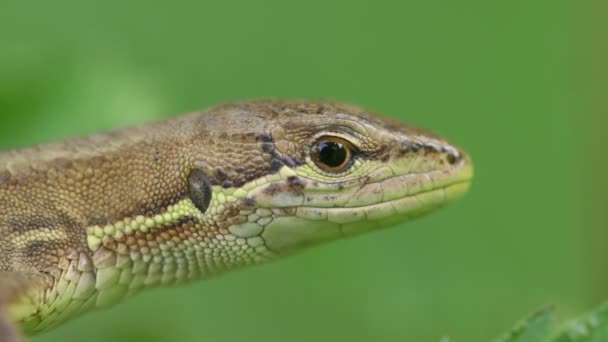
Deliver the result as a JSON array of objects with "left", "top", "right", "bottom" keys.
[
  {"left": 552, "top": 303, "right": 608, "bottom": 342},
  {"left": 494, "top": 307, "right": 554, "bottom": 342}
]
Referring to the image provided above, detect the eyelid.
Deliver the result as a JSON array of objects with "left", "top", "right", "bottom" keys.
[{"left": 309, "top": 130, "right": 362, "bottom": 152}]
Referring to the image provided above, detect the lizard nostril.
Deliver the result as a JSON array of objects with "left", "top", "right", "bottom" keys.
[{"left": 446, "top": 150, "right": 461, "bottom": 165}]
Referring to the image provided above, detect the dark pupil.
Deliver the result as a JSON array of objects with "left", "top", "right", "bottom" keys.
[{"left": 318, "top": 141, "right": 347, "bottom": 167}]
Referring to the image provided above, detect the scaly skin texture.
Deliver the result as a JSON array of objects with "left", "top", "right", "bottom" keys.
[{"left": 0, "top": 100, "right": 473, "bottom": 339}]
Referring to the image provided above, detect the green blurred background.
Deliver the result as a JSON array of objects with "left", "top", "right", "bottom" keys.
[{"left": 0, "top": 1, "right": 604, "bottom": 341}]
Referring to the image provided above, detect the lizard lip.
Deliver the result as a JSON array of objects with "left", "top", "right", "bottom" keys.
[
  {"left": 309, "top": 157, "right": 473, "bottom": 207},
  {"left": 294, "top": 161, "right": 473, "bottom": 223},
  {"left": 295, "top": 180, "right": 470, "bottom": 223}
]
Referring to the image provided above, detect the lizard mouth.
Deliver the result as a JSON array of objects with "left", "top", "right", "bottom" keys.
[
  {"left": 257, "top": 160, "right": 473, "bottom": 251},
  {"left": 294, "top": 161, "right": 473, "bottom": 224},
  {"left": 296, "top": 179, "right": 471, "bottom": 221}
]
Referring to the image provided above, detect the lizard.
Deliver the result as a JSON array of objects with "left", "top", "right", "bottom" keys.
[{"left": 0, "top": 100, "right": 473, "bottom": 341}]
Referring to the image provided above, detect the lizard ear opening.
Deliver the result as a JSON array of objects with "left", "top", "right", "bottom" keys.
[{"left": 188, "top": 169, "right": 212, "bottom": 214}]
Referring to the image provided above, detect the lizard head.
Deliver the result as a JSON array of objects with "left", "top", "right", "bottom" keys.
[
  {"left": 188, "top": 101, "right": 473, "bottom": 256},
  {"left": 11, "top": 100, "right": 472, "bottom": 334}
]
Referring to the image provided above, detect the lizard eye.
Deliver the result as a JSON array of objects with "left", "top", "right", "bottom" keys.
[{"left": 311, "top": 136, "right": 356, "bottom": 173}]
